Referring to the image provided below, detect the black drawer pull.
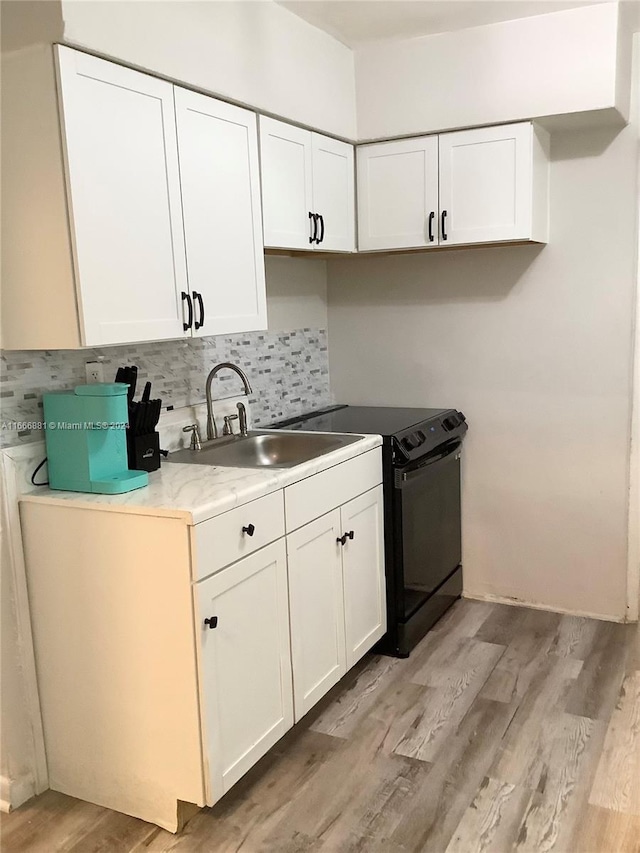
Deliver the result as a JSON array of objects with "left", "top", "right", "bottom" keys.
[
  {"left": 193, "top": 291, "right": 205, "bottom": 330},
  {"left": 204, "top": 616, "right": 218, "bottom": 629},
  {"left": 181, "top": 292, "right": 193, "bottom": 331},
  {"left": 242, "top": 524, "right": 255, "bottom": 537}
]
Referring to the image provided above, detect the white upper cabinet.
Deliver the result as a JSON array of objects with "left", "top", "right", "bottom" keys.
[
  {"left": 357, "top": 136, "right": 439, "bottom": 251},
  {"left": 2, "top": 45, "right": 268, "bottom": 350},
  {"left": 356, "top": 122, "right": 549, "bottom": 252},
  {"left": 311, "top": 133, "right": 355, "bottom": 252},
  {"left": 260, "top": 118, "right": 314, "bottom": 250},
  {"left": 260, "top": 116, "right": 355, "bottom": 253},
  {"left": 57, "top": 46, "right": 188, "bottom": 346},
  {"left": 438, "top": 122, "right": 549, "bottom": 246},
  {"left": 174, "top": 88, "right": 267, "bottom": 337}
]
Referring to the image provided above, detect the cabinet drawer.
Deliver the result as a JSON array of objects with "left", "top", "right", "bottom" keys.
[
  {"left": 194, "top": 491, "right": 285, "bottom": 581},
  {"left": 284, "top": 448, "right": 382, "bottom": 532}
]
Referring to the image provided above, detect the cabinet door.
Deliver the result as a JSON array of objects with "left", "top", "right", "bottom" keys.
[
  {"left": 56, "top": 46, "right": 187, "bottom": 346},
  {"left": 438, "top": 122, "right": 533, "bottom": 245},
  {"left": 174, "top": 89, "right": 267, "bottom": 336},
  {"left": 341, "top": 485, "right": 386, "bottom": 669},
  {"left": 287, "top": 510, "right": 346, "bottom": 720},
  {"left": 260, "top": 116, "right": 314, "bottom": 250},
  {"left": 311, "top": 133, "right": 355, "bottom": 252},
  {"left": 196, "top": 540, "right": 293, "bottom": 801},
  {"left": 357, "top": 136, "right": 439, "bottom": 251}
]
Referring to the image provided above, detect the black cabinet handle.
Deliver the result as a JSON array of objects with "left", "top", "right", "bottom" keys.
[
  {"left": 317, "top": 214, "right": 325, "bottom": 244},
  {"left": 193, "top": 291, "right": 205, "bottom": 330},
  {"left": 242, "top": 524, "right": 255, "bottom": 537},
  {"left": 428, "top": 211, "right": 435, "bottom": 243},
  {"left": 441, "top": 210, "right": 448, "bottom": 241},
  {"left": 309, "top": 212, "right": 318, "bottom": 244},
  {"left": 346, "top": 530, "right": 354, "bottom": 540},
  {"left": 182, "top": 292, "right": 193, "bottom": 331},
  {"left": 337, "top": 534, "right": 347, "bottom": 546},
  {"left": 204, "top": 616, "right": 218, "bottom": 629}
]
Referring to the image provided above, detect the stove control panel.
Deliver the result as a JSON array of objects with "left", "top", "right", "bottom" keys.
[
  {"left": 394, "top": 410, "right": 467, "bottom": 464},
  {"left": 402, "top": 430, "right": 426, "bottom": 452}
]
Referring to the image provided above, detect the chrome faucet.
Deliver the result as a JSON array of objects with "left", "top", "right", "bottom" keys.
[{"left": 205, "top": 362, "right": 253, "bottom": 440}]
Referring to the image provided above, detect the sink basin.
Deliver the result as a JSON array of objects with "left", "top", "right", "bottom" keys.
[{"left": 168, "top": 430, "right": 362, "bottom": 469}]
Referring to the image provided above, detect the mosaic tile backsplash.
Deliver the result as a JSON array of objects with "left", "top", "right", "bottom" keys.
[{"left": 0, "top": 329, "right": 332, "bottom": 448}]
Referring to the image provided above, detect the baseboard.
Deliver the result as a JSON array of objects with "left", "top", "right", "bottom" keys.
[
  {"left": 462, "top": 591, "right": 628, "bottom": 623},
  {"left": 0, "top": 773, "right": 37, "bottom": 812}
]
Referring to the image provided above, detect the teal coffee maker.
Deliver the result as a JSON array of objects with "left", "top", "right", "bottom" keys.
[{"left": 43, "top": 383, "right": 148, "bottom": 494}]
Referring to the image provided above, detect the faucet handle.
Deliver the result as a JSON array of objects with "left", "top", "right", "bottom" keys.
[
  {"left": 223, "top": 414, "right": 239, "bottom": 436},
  {"left": 183, "top": 423, "right": 202, "bottom": 451}
]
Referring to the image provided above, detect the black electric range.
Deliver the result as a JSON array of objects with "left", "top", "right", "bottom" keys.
[{"left": 270, "top": 405, "right": 468, "bottom": 656}]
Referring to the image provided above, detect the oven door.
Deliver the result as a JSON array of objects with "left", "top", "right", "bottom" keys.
[{"left": 393, "top": 438, "right": 462, "bottom": 623}]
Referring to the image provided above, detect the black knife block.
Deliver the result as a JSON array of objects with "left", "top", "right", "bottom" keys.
[{"left": 127, "top": 431, "right": 160, "bottom": 472}]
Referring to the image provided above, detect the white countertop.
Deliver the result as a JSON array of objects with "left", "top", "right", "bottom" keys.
[{"left": 20, "top": 433, "right": 382, "bottom": 525}]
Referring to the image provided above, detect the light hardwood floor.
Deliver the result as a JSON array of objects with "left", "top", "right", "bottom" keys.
[{"left": 3, "top": 600, "right": 639, "bottom": 852}]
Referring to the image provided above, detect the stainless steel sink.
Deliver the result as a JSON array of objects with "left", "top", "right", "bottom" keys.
[{"left": 168, "top": 430, "right": 362, "bottom": 469}]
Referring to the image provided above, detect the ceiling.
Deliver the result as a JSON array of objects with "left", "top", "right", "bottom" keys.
[{"left": 276, "top": 0, "right": 613, "bottom": 47}]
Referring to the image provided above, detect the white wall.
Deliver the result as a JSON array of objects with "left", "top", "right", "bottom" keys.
[
  {"left": 327, "top": 122, "right": 639, "bottom": 620},
  {"left": 6, "top": 1, "right": 634, "bottom": 148},
  {"left": 355, "top": 2, "right": 631, "bottom": 140},
  {"left": 60, "top": 0, "right": 356, "bottom": 139},
  {"left": 0, "top": 0, "right": 63, "bottom": 51},
  {"left": 265, "top": 256, "right": 328, "bottom": 331}
]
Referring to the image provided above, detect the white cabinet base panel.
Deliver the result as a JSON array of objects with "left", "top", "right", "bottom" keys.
[{"left": 19, "top": 504, "right": 204, "bottom": 832}]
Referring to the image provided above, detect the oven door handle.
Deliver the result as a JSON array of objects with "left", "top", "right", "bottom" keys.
[{"left": 395, "top": 439, "right": 462, "bottom": 487}]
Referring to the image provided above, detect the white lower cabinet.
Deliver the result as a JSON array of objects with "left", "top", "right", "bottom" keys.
[
  {"left": 287, "top": 485, "right": 386, "bottom": 721},
  {"left": 196, "top": 539, "right": 293, "bottom": 800},
  {"left": 342, "top": 486, "right": 386, "bottom": 669},
  {"left": 287, "top": 510, "right": 347, "bottom": 719},
  {"left": 20, "top": 447, "right": 385, "bottom": 832}
]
